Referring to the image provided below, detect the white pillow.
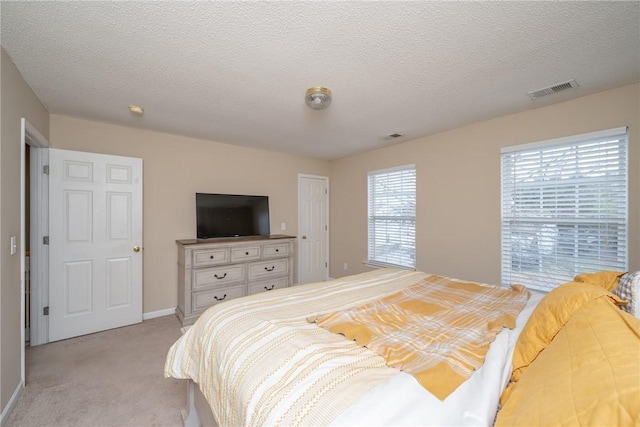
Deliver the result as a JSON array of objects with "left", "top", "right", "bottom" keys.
[{"left": 612, "top": 271, "right": 640, "bottom": 318}]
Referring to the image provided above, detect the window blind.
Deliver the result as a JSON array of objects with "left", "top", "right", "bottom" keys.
[
  {"left": 368, "top": 165, "right": 416, "bottom": 269},
  {"left": 501, "top": 128, "right": 628, "bottom": 292}
]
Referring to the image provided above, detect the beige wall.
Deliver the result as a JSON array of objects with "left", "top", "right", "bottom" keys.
[
  {"left": 330, "top": 83, "right": 640, "bottom": 283},
  {"left": 49, "top": 115, "right": 330, "bottom": 313},
  {"left": 1, "top": 49, "right": 50, "bottom": 414}
]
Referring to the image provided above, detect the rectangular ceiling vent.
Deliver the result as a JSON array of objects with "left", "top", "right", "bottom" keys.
[
  {"left": 527, "top": 79, "right": 579, "bottom": 100},
  {"left": 383, "top": 133, "right": 404, "bottom": 141}
]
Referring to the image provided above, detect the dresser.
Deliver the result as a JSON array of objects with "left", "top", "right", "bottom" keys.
[{"left": 176, "top": 235, "right": 296, "bottom": 326}]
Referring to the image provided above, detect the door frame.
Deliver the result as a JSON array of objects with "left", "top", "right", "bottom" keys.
[
  {"left": 20, "top": 118, "right": 50, "bottom": 381},
  {"left": 297, "top": 174, "right": 330, "bottom": 284}
]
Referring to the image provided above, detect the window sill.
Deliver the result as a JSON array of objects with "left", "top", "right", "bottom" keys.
[{"left": 363, "top": 261, "right": 416, "bottom": 271}]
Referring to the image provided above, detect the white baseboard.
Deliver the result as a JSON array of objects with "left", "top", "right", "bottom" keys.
[
  {"left": 0, "top": 381, "right": 23, "bottom": 426},
  {"left": 143, "top": 307, "right": 176, "bottom": 320}
]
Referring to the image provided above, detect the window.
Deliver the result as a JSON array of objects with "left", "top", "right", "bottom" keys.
[
  {"left": 501, "top": 127, "right": 628, "bottom": 292},
  {"left": 368, "top": 165, "right": 416, "bottom": 269}
]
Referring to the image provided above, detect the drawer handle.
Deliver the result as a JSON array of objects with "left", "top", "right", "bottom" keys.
[
  {"left": 214, "top": 273, "right": 227, "bottom": 279},
  {"left": 264, "top": 284, "right": 275, "bottom": 291},
  {"left": 214, "top": 294, "right": 227, "bottom": 301},
  {"left": 264, "top": 266, "right": 275, "bottom": 272},
  {"left": 245, "top": 251, "right": 249, "bottom": 255},
  {"left": 275, "top": 249, "right": 279, "bottom": 252},
  {"left": 209, "top": 255, "right": 215, "bottom": 259}
]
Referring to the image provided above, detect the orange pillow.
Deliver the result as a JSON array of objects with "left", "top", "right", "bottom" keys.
[
  {"left": 573, "top": 270, "right": 626, "bottom": 291},
  {"left": 497, "top": 297, "right": 640, "bottom": 426},
  {"left": 510, "top": 282, "right": 625, "bottom": 382}
]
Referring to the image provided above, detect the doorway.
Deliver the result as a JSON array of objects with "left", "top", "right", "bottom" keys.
[{"left": 20, "top": 119, "right": 50, "bottom": 395}]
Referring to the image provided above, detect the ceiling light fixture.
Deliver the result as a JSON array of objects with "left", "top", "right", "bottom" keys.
[
  {"left": 128, "top": 104, "right": 144, "bottom": 115},
  {"left": 305, "top": 87, "right": 332, "bottom": 110}
]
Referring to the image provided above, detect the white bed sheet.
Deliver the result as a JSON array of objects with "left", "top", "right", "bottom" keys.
[{"left": 331, "top": 290, "right": 544, "bottom": 426}]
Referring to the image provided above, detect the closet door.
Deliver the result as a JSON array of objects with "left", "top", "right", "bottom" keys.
[{"left": 298, "top": 175, "right": 329, "bottom": 284}]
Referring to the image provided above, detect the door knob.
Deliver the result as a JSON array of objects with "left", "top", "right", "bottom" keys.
[
  {"left": 302, "top": 235, "right": 307, "bottom": 239},
  {"left": 133, "top": 246, "right": 141, "bottom": 252}
]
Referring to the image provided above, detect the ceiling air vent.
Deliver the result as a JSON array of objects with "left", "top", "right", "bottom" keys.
[
  {"left": 381, "top": 133, "right": 404, "bottom": 141},
  {"left": 527, "top": 79, "right": 579, "bottom": 100}
]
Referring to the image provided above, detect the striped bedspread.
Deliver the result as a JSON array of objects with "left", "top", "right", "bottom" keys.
[
  {"left": 164, "top": 269, "right": 525, "bottom": 426},
  {"left": 309, "top": 275, "right": 530, "bottom": 400}
]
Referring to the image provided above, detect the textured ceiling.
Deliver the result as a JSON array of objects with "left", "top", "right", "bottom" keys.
[{"left": 1, "top": 2, "right": 639, "bottom": 160}]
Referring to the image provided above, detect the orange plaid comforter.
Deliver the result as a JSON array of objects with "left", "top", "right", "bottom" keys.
[{"left": 309, "top": 274, "right": 529, "bottom": 400}]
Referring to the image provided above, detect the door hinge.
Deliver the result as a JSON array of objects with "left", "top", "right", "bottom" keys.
[
  {"left": 325, "top": 188, "right": 327, "bottom": 194},
  {"left": 325, "top": 262, "right": 328, "bottom": 268},
  {"left": 325, "top": 225, "right": 328, "bottom": 231},
  {"left": 43, "top": 306, "right": 49, "bottom": 316},
  {"left": 43, "top": 165, "right": 49, "bottom": 175},
  {"left": 43, "top": 236, "right": 49, "bottom": 245}
]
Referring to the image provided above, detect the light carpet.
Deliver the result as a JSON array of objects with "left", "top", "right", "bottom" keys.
[{"left": 7, "top": 315, "right": 186, "bottom": 427}]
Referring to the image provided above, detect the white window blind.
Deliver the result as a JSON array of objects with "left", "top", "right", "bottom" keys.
[
  {"left": 501, "top": 127, "right": 628, "bottom": 292},
  {"left": 368, "top": 165, "right": 416, "bottom": 269}
]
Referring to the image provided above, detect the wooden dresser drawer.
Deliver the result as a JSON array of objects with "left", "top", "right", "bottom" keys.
[
  {"left": 248, "top": 258, "right": 289, "bottom": 280},
  {"left": 231, "top": 246, "right": 261, "bottom": 262},
  {"left": 262, "top": 242, "right": 290, "bottom": 258},
  {"left": 248, "top": 277, "right": 289, "bottom": 295},
  {"left": 192, "top": 264, "right": 245, "bottom": 289},
  {"left": 192, "top": 248, "right": 230, "bottom": 267},
  {"left": 192, "top": 284, "right": 244, "bottom": 312}
]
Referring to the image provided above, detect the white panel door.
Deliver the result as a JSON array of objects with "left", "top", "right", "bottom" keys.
[
  {"left": 298, "top": 175, "right": 329, "bottom": 284},
  {"left": 49, "top": 149, "right": 143, "bottom": 341}
]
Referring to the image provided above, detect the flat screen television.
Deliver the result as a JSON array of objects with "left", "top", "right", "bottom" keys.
[{"left": 196, "top": 193, "right": 270, "bottom": 239}]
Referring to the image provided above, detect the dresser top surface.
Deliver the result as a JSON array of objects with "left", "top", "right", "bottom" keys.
[{"left": 177, "top": 234, "right": 296, "bottom": 246}]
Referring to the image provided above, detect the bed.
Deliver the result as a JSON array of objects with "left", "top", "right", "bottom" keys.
[{"left": 165, "top": 268, "right": 640, "bottom": 426}]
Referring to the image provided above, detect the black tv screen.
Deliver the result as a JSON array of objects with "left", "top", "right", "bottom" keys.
[{"left": 196, "top": 193, "right": 270, "bottom": 239}]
